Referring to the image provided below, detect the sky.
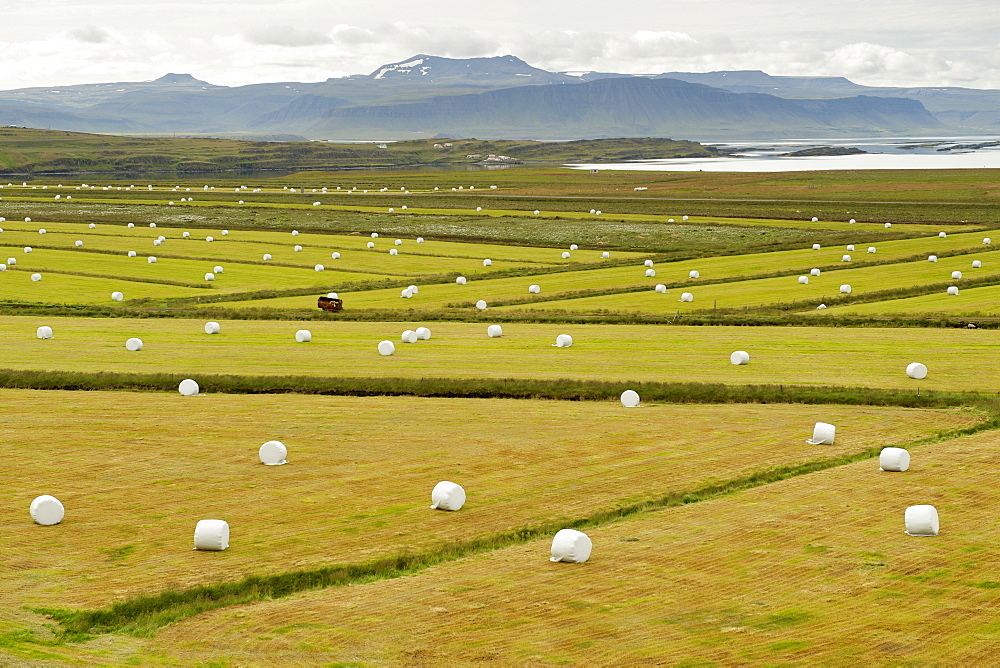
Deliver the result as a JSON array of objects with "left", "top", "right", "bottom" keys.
[{"left": 1, "top": 0, "right": 998, "bottom": 90}]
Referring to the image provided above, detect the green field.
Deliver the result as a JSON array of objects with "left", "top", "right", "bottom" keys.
[{"left": 5, "top": 157, "right": 1000, "bottom": 664}]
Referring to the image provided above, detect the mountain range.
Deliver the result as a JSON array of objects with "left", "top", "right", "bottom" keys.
[{"left": 0, "top": 54, "right": 994, "bottom": 140}]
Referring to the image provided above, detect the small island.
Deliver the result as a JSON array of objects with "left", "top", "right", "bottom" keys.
[{"left": 779, "top": 146, "right": 868, "bottom": 157}]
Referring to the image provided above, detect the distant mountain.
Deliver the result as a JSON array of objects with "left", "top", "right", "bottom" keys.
[{"left": 0, "top": 54, "right": 990, "bottom": 139}]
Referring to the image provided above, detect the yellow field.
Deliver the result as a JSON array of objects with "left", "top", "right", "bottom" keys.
[{"left": 143, "top": 427, "right": 1000, "bottom": 664}]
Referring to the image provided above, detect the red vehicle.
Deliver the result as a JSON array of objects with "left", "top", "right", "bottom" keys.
[{"left": 317, "top": 296, "right": 343, "bottom": 311}]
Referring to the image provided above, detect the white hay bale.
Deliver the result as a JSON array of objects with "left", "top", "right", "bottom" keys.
[
  {"left": 150, "top": 223, "right": 156, "bottom": 228},
  {"left": 30, "top": 495, "right": 65, "bottom": 525},
  {"left": 554, "top": 334, "right": 573, "bottom": 348},
  {"left": 984, "top": 237, "right": 992, "bottom": 245},
  {"left": 806, "top": 422, "right": 836, "bottom": 445},
  {"left": 654, "top": 284, "right": 666, "bottom": 293},
  {"left": 24, "top": 247, "right": 32, "bottom": 253},
  {"left": 371, "top": 232, "right": 379, "bottom": 238},
  {"left": 951, "top": 271, "right": 962, "bottom": 280},
  {"left": 595, "top": 210, "right": 601, "bottom": 215},
  {"left": 487, "top": 324, "right": 503, "bottom": 338},
  {"left": 295, "top": 329, "right": 312, "bottom": 343},
  {"left": 222, "top": 230, "right": 229, "bottom": 236},
  {"left": 366, "top": 241, "right": 375, "bottom": 249},
  {"left": 904, "top": 505, "right": 939, "bottom": 536},
  {"left": 75, "top": 240, "right": 83, "bottom": 247},
  {"left": 292, "top": 230, "right": 299, "bottom": 236},
  {"left": 111, "top": 291, "right": 124, "bottom": 301},
  {"left": 205, "top": 236, "right": 214, "bottom": 243},
  {"left": 550, "top": 528, "right": 592, "bottom": 563},
  {"left": 798, "top": 276, "right": 809, "bottom": 284},
  {"left": 528, "top": 284, "right": 541, "bottom": 294},
  {"left": 562, "top": 251, "right": 570, "bottom": 259},
  {"left": 178, "top": 379, "right": 199, "bottom": 396},
  {"left": 153, "top": 239, "right": 162, "bottom": 246},
  {"left": 30, "top": 273, "right": 42, "bottom": 281},
  {"left": 885, "top": 223, "right": 892, "bottom": 228},
  {"left": 973, "top": 260, "right": 982, "bottom": 268},
  {"left": 314, "top": 264, "right": 325, "bottom": 272},
  {"left": 213, "top": 266, "right": 224, "bottom": 274},
  {"left": 5, "top": 258, "right": 13, "bottom": 265},
  {"left": 810, "top": 268, "right": 821, "bottom": 277},
  {"left": 645, "top": 268, "right": 656, "bottom": 277},
  {"left": 570, "top": 244, "right": 579, "bottom": 251},
  {"left": 906, "top": 362, "right": 928, "bottom": 379},
  {"left": 416, "top": 237, "right": 424, "bottom": 243},
  {"left": 394, "top": 239, "right": 402, "bottom": 246},
  {"left": 868, "top": 247, "right": 876, "bottom": 253},
  {"left": 148, "top": 257, "right": 157, "bottom": 264},
  {"left": 259, "top": 440, "right": 287, "bottom": 465},
  {"left": 194, "top": 519, "right": 230, "bottom": 551},
  {"left": 730, "top": 350, "right": 750, "bottom": 365},
  {"left": 36, "top": 326, "right": 53, "bottom": 339},
  {"left": 389, "top": 248, "right": 398, "bottom": 255},
  {"left": 378, "top": 340, "right": 395, "bottom": 356},
  {"left": 456, "top": 276, "right": 467, "bottom": 285},
  {"left": 928, "top": 255, "right": 937, "bottom": 262},
  {"left": 332, "top": 252, "right": 341, "bottom": 259},
  {"left": 430, "top": 481, "right": 466, "bottom": 511},
  {"left": 689, "top": 270, "right": 700, "bottom": 279},
  {"left": 401, "top": 288, "right": 413, "bottom": 298},
  {"left": 679, "top": 292, "right": 693, "bottom": 302},
  {"left": 24, "top": 217, "right": 30, "bottom": 222},
  {"left": 483, "top": 259, "right": 492, "bottom": 266},
  {"left": 842, "top": 254, "right": 851, "bottom": 262},
  {"left": 812, "top": 244, "right": 821, "bottom": 250},
  {"left": 408, "top": 285, "right": 419, "bottom": 294},
  {"left": 38, "top": 228, "right": 46, "bottom": 234},
  {"left": 816, "top": 303, "right": 827, "bottom": 309},
  {"left": 476, "top": 300, "right": 488, "bottom": 310},
  {"left": 327, "top": 293, "right": 338, "bottom": 299},
  {"left": 263, "top": 253, "right": 272, "bottom": 260},
  {"left": 415, "top": 327, "right": 431, "bottom": 340},
  {"left": 811, "top": 217, "right": 818, "bottom": 222},
  {"left": 294, "top": 245, "right": 302, "bottom": 252},
  {"left": 204, "top": 321, "right": 220, "bottom": 334},
  {"left": 620, "top": 389, "right": 640, "bottom": 407},
  {"left": 0, "top": 264, "right": 5, "bottom": 271},
  {"left": 125, "top": 337, "right": 143, "bottom": 351},
  {"left": 644, "top": 260, "right": 654, "bottom": 268},
  {"left": 601, "top": 251, "right": 610, "bottom": 259},
  {"left": 182, "top": 231, "right": 190, "bottom": 238},
  {"left": 880, "top": 447, "right": 910, "bottom": 472},
  {"left": 839, "top": 284, "right": 852, "bottom": 294},
  {"left": 534, "top": 210, "right": 540, "bottom": 215},
  {"left": 401, "top": 329, "right": 417, "bottom": 343},
  {"left": 89, "top": 223, "right": 96, "bottom": 229},
  {"left": 939, "top": 231, "right": 947, "bottom": 238},
  {"left": 846, "top": 244, "right": 855, "bottom": 251},
  {"left": 204, "top": 273, "right": 215, "bottom": 281},
  {"left": 849, "top": 218, "right": 856, "bottom": 224}
]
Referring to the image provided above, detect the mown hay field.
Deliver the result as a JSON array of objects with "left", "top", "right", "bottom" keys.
[
  {"left": 6, "top": 317, "right": 1000, "bottom": 391},
  {"left": 144, "top": 428, "right": 1000, "bottom": 665}
]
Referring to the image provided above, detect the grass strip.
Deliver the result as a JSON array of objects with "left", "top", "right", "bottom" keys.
[{"left": 38, "top": 404, "right": 999, "bottom": 638}]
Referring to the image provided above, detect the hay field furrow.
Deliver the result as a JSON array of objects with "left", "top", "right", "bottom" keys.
[{"left": 143, "top": 428, "right": 1000, "bottom": 665}]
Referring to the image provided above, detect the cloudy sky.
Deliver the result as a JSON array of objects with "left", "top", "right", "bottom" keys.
[{"left": 2, "top": 0, "right": 998, "bottom": 90}]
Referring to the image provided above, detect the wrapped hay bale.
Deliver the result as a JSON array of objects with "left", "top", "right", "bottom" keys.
[
  {"left": 37, "top": 326, "right": 53, "bottom": 339},
  {"left": 415, "top": 327, "right": 431, "bottom": 340},
  {"left": 973, "top": 260, "right": 983, "bottom": 268},
  {"left": 6, "top": 257, "right": 15, "bottom": 265},
  {"left": 394, "top": 239, "right": 402, "bottom": 246},
  {"left": 816, "top": 303, "right": 827, "bottom": 309},
  {"left": 906, "top": 362, "right": 928, "bottom": 379},
  {"left": 378, "top": 340, "right": 395, "bottom": 356},
  {"left": 182, "top": 231, "right": 190, "bottom": 238},
  {"left": 263, "top": 253, "right": 272, "bottom": 260},
  {"left": 880, "top": 447, "right": 910, "bottom": 472},
  {"left": 810, "top": 268, "right": 821, "bottom": 276},
  {"left": 654, "top": 284, "right": 666, "bottom": 293},
  {"left": 812, "top": 244, "right": 821, "bottom": 250},
  {"left": 842, "top": 254, "right": 852, "bottom": 262},
  {"left": 550, "top": 528, "right": 592, "bottom": 563},
  {"left": 30, "top": 495, "right": 65, "bottom": 525},
  {"left": 0, "top": 264, "right": 6, "bottom": 271},
  {"left": 214, "top": 266, "right": 224, "bottom": 274},
  {"left": 401, "top": 330, "right": 418, "bottom": 343},
  {"left": 389, "top": 248, "right": 398, "bottom": 255},
  {"left": 645, "top": 268, "right": 656, "bottom": 277},
  {"left": 204, "top": 273, "right": 215, "bottom": 281},
  {"left": 456, "top": 276, "right": 467, "bottom": 285},
  {"left": 366, "top": 241, "right": 375, "bottom": 249},
  {"left": 205, "top": 321, "right": 221, "bottom": 334},
  {"left": 689, "top": 270, "right": 700, "bottom": 279},
  {"left": 483, "top": 259, "right": 492, "bottom": 266},
  {"left": 294, "top": 245, "right": 302, "bottom": 252},
  {"left": 178, "top": 379, "right": 199, "bottom": 396},
  {"left": 947, "top": 286, "right": 959, "bottom": 295},
  {"left": 416, "top": 237, "right": 424, "bottom": 243},
  {"left": 31, "top": 273, "right": 42, "bottom": 281},
  {"left": 258, "top": 440, "right": 287, "bottom": 466},
  {"left": 89, "top": 223, "right": 96, "bottom": 229},
  {"left": 153, "top": 239, "right": 162, "bottom": 246},
  {"left": 206, "top": 236, "right": 214, "bottom": 243},
  {"left": 840, "top": 284, "right": 852, "bottom": 294},
  {"left": 601, "top": 251, "right": 610, "bottom": 259},
  {"left": 408, "top": 285, "right": 419, "bottom": 294},
  {"left": 401, "top": 288, "right": 413, "bottom": 298},
  {"left": 292, "top": 230, "right": 299, "bottom": 236},
  {"left": 127, "top": 251, "right": 136, "bottom": 257},
  {"left": 38, "top": 228, "right": 46, "bottom": 234},
  {"left": 295, "top": 329, "right": 312, "bottom": 343},
  {"left": 24, "top": 247, "right": 32, "bottom": 253},
  {"left": 885, "top": 223, "right": 892, "bottom": 228},
  {"left": 476, "top": 300, "right": 488, "bottom": 310},
  {"left": 951, "top": 271, "right": 963, "bottom": 279},
  {"left": 798, "top": 276, "right": 809, "bottom": 284},
  {"left": 984, "top": 238, "right": 992, "bottom": 245},
  {"left": 528, "top": 284, "right": 541, "bottom": 294},
  {"left": 554, "top": 334, "right": 573, "bottom": 347},
  {"left": 570, "top": 244, "right": 578, "bottom": 251},
  {"left": 620, "top": 389, "right": 640, "bottom": 407},
  {"left": 371, "top": 232, "right": 379, "bottom": 238},
  {"left": 939, "top": 232, "right": 947, "bottom": 238},
  {"left": 327, "top": 293, "right": 338, "bottom": 299},
  {"left": 193, "top": 519, "right": 230, "bottom": 551},
  {"left": 904, "top": 505, "right": 939, "bottom": 536},
  {"left": 644, "top": 260, "right": 654, "bottom": 268},
  {"left": 125, "top": 337, "right": 143, "bottom": 351},
  {"left": 679, "top": 292, "right": 693, "bottom": 302},
  {"left": 487, "top": 324, "right": 503, "bottom": 338},
  {"left": 75, "top": 240, "right": 83, "bottom": 247},
  {"left": 847, "top": 244, "right": 855, "bottom": 251},
  {"left": 806, "top": 422, "right": 836, "bottom": 445},
  {"left": 315, "top": 264, "right": 324, "bottom": 272},
  {"left": 811, "top": 217, "right": 818, "bottom": 222},
  {"left": 928, "top": 255, "right": 938, "bottom": 262},
  {"left": 111, "top": 291, "right": 124, "bottom": 301},
  {"left": 430, "top": 481, "right": 466, "bottom": 511},
  {"left": 221, "top": 230, "right": 228, "bottom": 236},
  {"left": 730, "top": 351, "right": 750, "bottom": 365},
  {"left": 148, "top": 257, "right": 157, "bottom": 263},
  {"left": 562, "top": 251, "right": 570, "bottom": 259},
  {"left": 849, "top": 218, "right": 856, "bottom": 224},
  {"left": 332, "top": 252, "right": 340, "bottom": 259},
  {"left": 868, "top": 247, "right": 876, "bottom": 253}
]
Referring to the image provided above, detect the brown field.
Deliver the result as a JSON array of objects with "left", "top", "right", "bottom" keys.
[{"left": 143, "top": 427, "right": 1000, "bottom": 665}]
